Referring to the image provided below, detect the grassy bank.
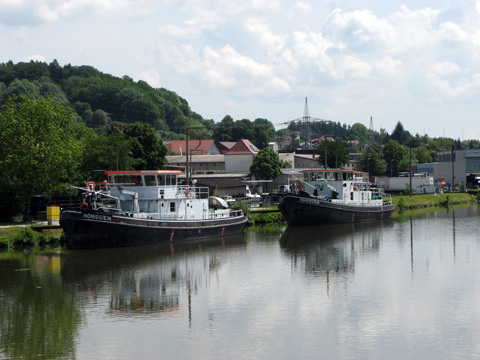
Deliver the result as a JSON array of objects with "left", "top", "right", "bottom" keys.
[
  {"left": 0, "top": 226, "right": 63, "bottom": 249},
  {"left": 392, "top": 192, "right": 477, "bottom": 210}
]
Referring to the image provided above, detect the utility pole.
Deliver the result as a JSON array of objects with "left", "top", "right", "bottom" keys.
[{"left": 185, "top": 127, "right": 205, "bottom": 186}]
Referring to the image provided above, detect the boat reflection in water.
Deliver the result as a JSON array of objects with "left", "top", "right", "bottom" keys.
[
  {"left": 280, "top": 220, "right": 393, "bottom": 277},
  {"left": 61, "top": 234, "right": 247, "bottom": 316}
]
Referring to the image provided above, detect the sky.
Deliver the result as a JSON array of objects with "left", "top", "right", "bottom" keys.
[{"left": 1, "top": 0, "right": 480, "bottom": 140}]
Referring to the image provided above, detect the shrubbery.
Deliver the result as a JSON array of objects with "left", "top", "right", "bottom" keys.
[{"left": 0, "top": 227, "right": 61, "bottom": 249}]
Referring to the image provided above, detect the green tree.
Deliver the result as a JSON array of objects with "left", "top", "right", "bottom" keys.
[
  {"left": 382, "top": 140, "right": 406, "bottom": 176},
  {"left": 316, "top": 139, "right": 351, "bottom": 169},
  {"left": 391, "top": 121, "right": 410, "bottom": 145},
  {"left": 361, "top": 145, "right": 387, "bottom": 176},
  {"left": 0, "top": 95, "right": 83, "bottom": 220},
  {"left": 250, "top": 148, "right": 282, "bottom": 180},
  {"left": 415, "top": 146, "right": 434, "bottom": 164},
  {"left": 252, "top": 124, "right": 268, "bottom": 149},
  {"left": 124, "top": 122, "right": 167, "bottom": 170},
  {"left": 348, "top": 123, "right": 369, "bottom": 142},
  {"left": 79, "top": 130, "right": 135, "bottom": 177},
  {"left": 232, "top": 119, "right": 254, "bottom": 141},
  {"left": 213, "top": 115, "right": 234, "bottom": 141}
]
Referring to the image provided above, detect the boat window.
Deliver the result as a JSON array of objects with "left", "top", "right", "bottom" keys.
[
  {"left": 157, "top": 175, "right": 166, "bottom": 186},
  {"left": 170, "top": 202, "right": 175, "bottom": 212},
  {"left": 145, "top": 175, "right": 156, "bottom": 186},
  {"left": 116, "top": 175, "right": 131, "bottom": 184},
  {"left": 317, "top": 172, "right": 325, "bottom": 179},
  {"left": 335, "top": 172, "right": 342, "bottom": 180},
  {"left": 132, "top": 175, "right": 143, "bottom": 186},
  {"left": 325, "top": 172, "right": 333, "bottom": 179},
  {"left": 170, "top": 175, "right": 177, "bottom": 185}
]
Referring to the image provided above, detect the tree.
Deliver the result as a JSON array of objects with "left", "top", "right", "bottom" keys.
[
  {"left": 382, "top": 140, "right": 406, "bottom": 176},
  {"left": 391, "top": 121, "right": 410, "bottom": 145},
  {"left": 415, "top": 146, "right": 434, "bottom": 164},
  {"left": 123, "top": 122, "right": 167, "bottom": 170},
  {"left": 232, "top": 119, "right": 254, "bottom": 141},
  {"left": 252, "top": 124, "right": 268, "bottom": 149},
  {"left": 250, "top": 148, "right": 282, "bottom": 180},
  {"left": 348, "top": 123, "right": 369, "bottom": 142},
  {"left": 360, "top": 144, "right": 387, "bottom": 176},
  {"left": 213, "top": 115, "right": 234, "bottom": 141},
  {"left": 0, "top": 95, "right": 84, "bottom": 220},
  {"left": 79, "top": 130, "right": 135, "bottom": 177},
  {"left": 316, "top": 139, "right": 351, "bottom": 169}
]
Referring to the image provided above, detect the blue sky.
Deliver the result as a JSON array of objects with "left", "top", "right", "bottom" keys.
[{"left": 1, "top": 0, "right": 479, "bottom": 140}]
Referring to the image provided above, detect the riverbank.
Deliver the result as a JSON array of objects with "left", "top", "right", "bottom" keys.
[
  {"left": 1, "top": 192, "right": 478, "bottom": 249},
  {"left": 0, "top": 225, "right": 63, "bottom": 250},
  {"left": 392, "top": 192, "right": 478, "bottom": 210}
]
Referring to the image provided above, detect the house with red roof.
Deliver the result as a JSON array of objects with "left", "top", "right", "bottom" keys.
[
  {"left": 224, "top": 139, "right": 259, "bottom": 173},
  {"left": 165, "top": 139, "right": 222, "bottom": 155}
]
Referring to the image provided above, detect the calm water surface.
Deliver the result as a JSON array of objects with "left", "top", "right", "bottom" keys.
[{"left": 1, "top": 205, "right": 480, "bottom": 359}]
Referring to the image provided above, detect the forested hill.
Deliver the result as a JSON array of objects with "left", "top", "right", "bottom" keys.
[{"left": 0, "top": 60, "right": 213, "bottom": 139}]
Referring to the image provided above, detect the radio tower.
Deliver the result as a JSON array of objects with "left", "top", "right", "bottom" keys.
[
  {"left": 369, "top": 116, "right": 374, "bottom": 144},
  {"left": 301, "top": 98, "right": 312, "bottom": 149},
  {"left": 282, "top": 97, "right": 333, "bottom": 149}
]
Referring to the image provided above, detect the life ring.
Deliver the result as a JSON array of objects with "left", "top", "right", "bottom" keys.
[
  {"left": 185, "top": 187, "right": 189, "bottom": 197},
  {"left": 80, "top": 202, "right": 89, "bottom": 210}
]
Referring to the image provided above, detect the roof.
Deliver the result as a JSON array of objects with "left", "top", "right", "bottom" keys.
[
  {"left": 225, "top": 139, "right": 259, "bottom": 155},
  {"left": 165, "top": 139, "right": 216, "bottom": 155},
  {"left": 217, "top": 141, "right": 236, "bottom": 154}
]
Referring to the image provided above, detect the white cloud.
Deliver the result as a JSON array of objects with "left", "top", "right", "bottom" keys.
[
  {"left": 293, "top": 2, "right": 311, "bottom": 14},
  {"left": 23, "top": 54, "right": 47, "bottom": 62},
  {"left": 325, "top": 8, "right": 396, "bottom": 52},
  {"left": 243, "top": 18, "right": 285, "bottom": 57},
  {"left": 158, "top": 7, "right": 224, "bottom": 37},
  {"left": 291, "top": 31, "right": 335, "bottom": 74},
  {"left": 427, "top": 61, "right": 480, "bottom": 99},
  {"left": 160, "top": 42, "right": 290, "bottom": 94},
  {"left": 0, "top": 0, "right": 155, "bottom": 25},
  {"left": 135, "top": 69, "right": 162, "bottom": 88},
  {"left": 219, "top": 0, "right": 280, "bottom": 14}
]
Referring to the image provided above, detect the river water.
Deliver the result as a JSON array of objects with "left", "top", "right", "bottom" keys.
[{"left": 1, "top": 205, "right": 480, "bottom": 360}]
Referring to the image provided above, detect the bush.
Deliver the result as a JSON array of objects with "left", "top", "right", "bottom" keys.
[
  {"left": 250, "top": 211, "right": 284, "bottom": 224},
  {"left": 231, "top": 202, "right": 251, "bottom": 216},
  {"left": 0, "top": 227, "right": 61, "bottom": 248},
  {"left": 398, "top": 197, "right": 406, "bottom": 210}
]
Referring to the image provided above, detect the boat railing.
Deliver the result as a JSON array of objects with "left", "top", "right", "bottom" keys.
[{"left": 136, "top": 208, "right": 244, "bottom": 221}]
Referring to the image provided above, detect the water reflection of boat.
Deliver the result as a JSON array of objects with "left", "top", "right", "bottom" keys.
[
  {"left": 280, "top": 221, "right": 392, "bottom": 275},
  {"left": 61, "top": 234, "right": 247, "bottom": 315}
]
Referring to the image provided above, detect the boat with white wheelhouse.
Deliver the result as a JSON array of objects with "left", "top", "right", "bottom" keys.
[
  {"left": 60, "top": 170, "right": 248, "bottom": 249},
  {"left": 278, "top": 169, "right": 395, "bottom": 226}
]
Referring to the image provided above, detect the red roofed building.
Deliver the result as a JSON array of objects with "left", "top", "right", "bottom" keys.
[
  {"left": 225, "top": 139, "right": 259, "bottom": 173},
  {"left": 165, "top": 139, "right": 222, "bottom": 155}
]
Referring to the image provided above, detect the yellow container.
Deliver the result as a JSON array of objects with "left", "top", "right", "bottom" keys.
[{"left": 46, "top": 206, "right": 60, "bottom": 220}]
